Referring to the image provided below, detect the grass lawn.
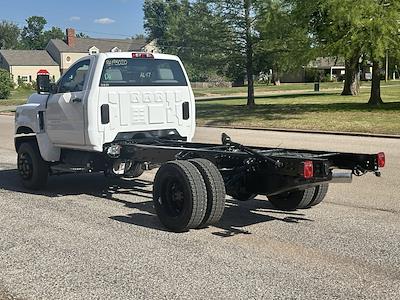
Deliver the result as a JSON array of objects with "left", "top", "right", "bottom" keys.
[
  {"left": 192, "top": 81, "right": 400, "bottom": 97},
  {"left": 0, "top": 88, "right": 35, "bottom": 107},
  {"left": 196, "top": 84, "right": 400, "bottom": 135}
]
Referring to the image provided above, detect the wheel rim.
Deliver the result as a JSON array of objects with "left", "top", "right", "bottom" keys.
[
  {"left": 18, "top": 152, "right": 33, "bottom": 180},
  {"left": 161, "top": 177, "right": 185, "bottom": 217}
]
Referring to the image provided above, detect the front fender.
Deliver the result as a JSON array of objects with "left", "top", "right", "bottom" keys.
[{"left": 15, "top": 104, "right": 41, "bottom": 134}]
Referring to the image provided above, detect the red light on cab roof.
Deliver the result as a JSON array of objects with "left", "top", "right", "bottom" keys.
[
  {"left": 132, "top": 52, "right": 154, "bottom": 59},
  {"left": 377, "top": 152, "right": 385, "bottom": 168}
]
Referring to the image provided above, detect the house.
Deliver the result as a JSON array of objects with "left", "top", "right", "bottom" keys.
[
  {"left": 0, "top": 28, "right": 157, "bottom": 85},
  {"left": 46, "top": 28, "right": 156, "bottom": 74},
  {"left": 279, "top": 57, "right": 346, "bottom": 83},
  {"left": 0, "top": 50, "right": 60, "bottom": 85},
  {"left": 308, "top": 57, "right": 346, "bottom": 81}
]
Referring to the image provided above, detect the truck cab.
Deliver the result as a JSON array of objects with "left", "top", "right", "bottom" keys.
[{"left": 15, "top": 52, "right": 196, "bottom": 161}]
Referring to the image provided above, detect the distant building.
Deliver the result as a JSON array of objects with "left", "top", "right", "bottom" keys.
[
  {"left": 0, "top": 28, "right": 158, "bottom": 86},
  {"left": 307, "top": 57, "right": 346, "bottom": 81},
  {"left": 46, "top": 28, "right": 157, "bottom": 74},
  {"left": 279, "top": 57, "right": 346, "bottom": 83},
  {"left": 0, "top": 50, "right": 60, "bottom": 85}
]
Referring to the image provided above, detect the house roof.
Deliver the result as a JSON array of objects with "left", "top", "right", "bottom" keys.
[
  {"left": 0, "top": 50, "right": 59, "bottom": 66},
  {"left": 48, "top": 37, "right": 147, "bottom": 53},
  {"left": 308, "top": 57, "right": 345, "bottom": 69}
]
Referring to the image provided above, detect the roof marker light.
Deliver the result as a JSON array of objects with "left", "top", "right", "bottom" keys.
[{"left": 132, "top": 52, "right": 154, "bottom": 59}]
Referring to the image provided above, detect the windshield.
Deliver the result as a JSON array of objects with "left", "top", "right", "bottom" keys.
[{"left": 100, "top": 58, "right": 188, "bottom": 87}]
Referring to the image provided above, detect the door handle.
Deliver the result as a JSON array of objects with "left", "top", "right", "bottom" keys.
[{"left": 72, "top": 98, "right": 82, "bottom": 103}]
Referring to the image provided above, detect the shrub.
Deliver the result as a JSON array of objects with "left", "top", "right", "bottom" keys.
[{"left": 0, "top": 69, "right": 14, "bottom": 99}]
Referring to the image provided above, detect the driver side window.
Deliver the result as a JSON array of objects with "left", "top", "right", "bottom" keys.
[{"left": 58, "top": 59, "right": 91, "bottom": 93}]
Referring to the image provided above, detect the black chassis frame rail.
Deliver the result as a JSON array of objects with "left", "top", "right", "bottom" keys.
[{"left": 104, "top": 134, "right": 381, "bottom": 197}]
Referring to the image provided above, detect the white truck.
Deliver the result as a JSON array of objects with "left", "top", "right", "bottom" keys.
[{"left": 14, "top": 52, "right": 385, "bottom": 232}]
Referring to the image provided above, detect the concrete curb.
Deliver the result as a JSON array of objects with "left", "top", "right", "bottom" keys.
[
  {"left": 195, "top": 91, "right": 326, "bottom": 101},
  {"left": 200, "top": 124, "right": 400, "bottom": 139}
]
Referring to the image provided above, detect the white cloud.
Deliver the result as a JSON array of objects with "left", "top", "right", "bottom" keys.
[
  {"left": 94, "top": 18, "right": 116, "bottom": 25},
  {"left": 69, "top": 16, "right": 81, "bottom": 22}
]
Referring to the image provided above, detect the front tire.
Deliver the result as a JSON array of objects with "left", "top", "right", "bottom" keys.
[
  {"left": 153, "top": 160, "right": 207, "bottom": 232},
  {"left": 17, "top": 142, "right": 48, "bottom": 190},
  {"left": 123, "top": 162, "right": 144, "bottom": 178}
]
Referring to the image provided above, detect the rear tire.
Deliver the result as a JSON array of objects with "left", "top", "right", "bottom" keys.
[
  {"left": 268, "top": 187, "right": 316, "bottom": 210},
  {"left": 153, "top": 160, "right": 207, "bottom": 232},
  {"left": 17, "top": 142, "right": 48, "bottom": 190},
  {"left": 308, "top": 184, "right": 329, "bottom": 207},
  {"left": 189, "top": 159, "right": 225, "bottom": 227},
  {"left": 229, "top": 190, "right": 257, "bottom": 202}
]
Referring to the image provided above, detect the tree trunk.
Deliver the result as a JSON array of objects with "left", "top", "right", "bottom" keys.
[
  {"left": 368, "top": 60, "right": 383, "bottom": 106},
  {"left": 272, "top": 64, "right": 281, "bottom": 85},
  {"left": 341, "top": 54, "right": 360, "bottom": 96},
  {"left": 244, "top": 0, "right": 255, "bottom": 107}
]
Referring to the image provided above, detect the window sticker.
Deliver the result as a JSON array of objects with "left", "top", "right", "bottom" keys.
[{"left": 106, "top": 59, "right": 128, "bottom": 66}]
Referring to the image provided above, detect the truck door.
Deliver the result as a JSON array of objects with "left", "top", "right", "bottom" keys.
[{"left": 46, "top": 59, "right": 91, "bottom": 146}]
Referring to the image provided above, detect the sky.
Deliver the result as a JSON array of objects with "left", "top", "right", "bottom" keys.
[{"left": 0, "top": 0, "right": 146, "bottom": 38}]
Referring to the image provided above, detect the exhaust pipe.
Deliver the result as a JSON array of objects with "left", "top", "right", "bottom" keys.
[{"left": 330, "top": 171, "right": 353, "bottom": 183}]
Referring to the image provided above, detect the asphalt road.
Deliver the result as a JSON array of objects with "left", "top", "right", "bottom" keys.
[{"left": 0, "top": 114, "right": 399, "bottom": 300}]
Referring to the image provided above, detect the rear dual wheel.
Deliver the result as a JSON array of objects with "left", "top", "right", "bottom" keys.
[
  {"left": 268, "top": 184, "right": 329, "bottom": 211},
  {"left": 189, "top": 159, "right": 225, "bottom": 228},
  {"left": 153, "top": 159, "right": 225, "bottom": 232}
]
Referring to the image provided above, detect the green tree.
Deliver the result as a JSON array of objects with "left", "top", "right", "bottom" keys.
[
  {"left": 21, "top": 16, "right": 65, "bottom": 49},
  {"left": 76, "top": 32, "right": 90, "bottom": 38},
  {"left": 205, "top": 0, "right": 263, "bottom": 106},
  {"left": 325, "top": 0, "right": 400, "bottom": 105},
  {"left": 256, "top": 0, "right": 313, "bottom": 85},
  {"left": 144, "top": 0, "right": 231, "bottom": 82},
  {"left": 0, "top": 21, "right": 20, "bottom": 49},
  {"left": 43, "top": 26, "right": 65, "bottom": 42},
  {"left": 0, "top": 69, "right": 13, "bottom": 99},
  {"left": 21, "top": 16, "right": 47, "bottom": 49},
  {"left": 291, "top": 0, "right": 400, "bottom": 104},
  {"left": 287, "top": 0, "right": 363, "bottom": 95}
]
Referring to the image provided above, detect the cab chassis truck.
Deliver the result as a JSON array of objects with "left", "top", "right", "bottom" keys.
[{"left": 14, "top": 52, "right": 385, "bottom": 232}]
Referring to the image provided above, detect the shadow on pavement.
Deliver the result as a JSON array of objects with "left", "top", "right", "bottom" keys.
[{"left": 0, "top": 169, "right": 314, "bottom": 236}]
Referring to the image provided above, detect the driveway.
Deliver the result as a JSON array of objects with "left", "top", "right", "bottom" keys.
[{"left": 0, "top": 115, "right": 399, "bottom": 299}]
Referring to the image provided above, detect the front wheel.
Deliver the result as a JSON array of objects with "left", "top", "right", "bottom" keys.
[
  {"left": 123, "top": 162, "right": 144, "bottom": 178},
  {"left": 17, "top": 142, "right": 48, "bottom": 190}
]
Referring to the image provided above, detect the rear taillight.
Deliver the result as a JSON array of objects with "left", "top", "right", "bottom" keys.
[
  {"left": 132, "top": 52, "right": 154, "bottom": 59},
  {"left": 302, "top": 161, "right": 314, "bottom": 179},
  {"left": 377, "top": 152, "right": 385, "bottom": 168}
]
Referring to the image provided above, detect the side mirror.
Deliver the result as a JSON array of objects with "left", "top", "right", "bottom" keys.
[
  {"left": 36, "top": 74, "right": 51, "bottom": 94},
  {"left": 49, "top": 83, "right": 58, "bottom": 94}
]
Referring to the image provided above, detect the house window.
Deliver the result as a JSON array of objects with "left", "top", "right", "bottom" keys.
[
  {"left": 89, "top": 46, "right": 99, "bottom": 55},
  {"left": 21, "top": 76, "right": 28, "bottom": 82},
  {"left": 29, "top": 75, "right": 32, "bottom": 82}
]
